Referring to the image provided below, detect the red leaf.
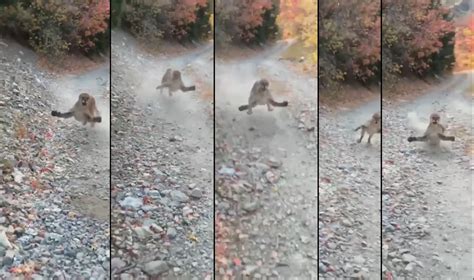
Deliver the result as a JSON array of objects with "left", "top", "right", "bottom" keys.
[
  {"left": 45, "top": 130, "right": 54, "bottom": 140},
  {"left": 143, "top": 196, "right": 152, "bottom": 205},
  {"left": 39, "top": 167, "right": 52, "bottom": 174},
  {"left": 233, "top": 258, "right": 242, "bottom": 266},
  {"left": 321, "top": 177, "right": 331, "bottom": 183}
]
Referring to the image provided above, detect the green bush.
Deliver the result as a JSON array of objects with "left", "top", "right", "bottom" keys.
[
  {"left": 216, "top": 0, "right": 280, "bottom": 47},
  {"left": 319, "top": 0, "right": 381, "bottom": 88},
  {"left": 0, "top": 0, "right": 110, "bottom": 58},
  {"left": 382, "top": 0, "right": 455, "bottom": 83},
  {"left": 114, "top": 0, "right": 211, "bottom": 44}
]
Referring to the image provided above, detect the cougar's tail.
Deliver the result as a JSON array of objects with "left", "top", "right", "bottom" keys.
[
  {"left": 181, "top": 85, "right": 196, "bottom": 92},
  {"left": 238, "top": 105, "right": 248, "bottom": 111},
  {"left": 269, "top": 99, "right": 288, "bottom": 107}
]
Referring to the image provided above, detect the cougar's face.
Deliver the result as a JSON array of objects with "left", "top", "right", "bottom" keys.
[
  {"left": 79, "top": 93, "right": 90, "bottom": 106},
  {"left": 430, "top": 113, "right": 440, "bottom": 125}
]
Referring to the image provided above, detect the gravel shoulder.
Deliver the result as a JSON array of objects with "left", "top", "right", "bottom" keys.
[
  {"left": 110, "top": 31, "right": 213, "bottom": 279},
  {"left": 215, "top": 43, "right": 318, "bottom": 279},
  {"left": 318, "top": 93, "right": 382, "bottom": 278},
  {"left": 382, "top": 72, "right": 473, "bottom": 279},
  {"left": 0, "top": 38, "right": 110, "bottom": 279}
]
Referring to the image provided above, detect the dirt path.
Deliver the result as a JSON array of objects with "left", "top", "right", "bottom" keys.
[
  {"left": 215, "top": 43, "right": 318, "bottom": 279},
  {"left": 382, "top": 72, "right": 473, "bottom": 279},
  {"left": 318, "top": 93, "right": 381, "bottom": 278},
  {"left": 49, "top": 66, "right": 111, "bottom": 221},
  {"left": 110, "top": 31, "right": 213, "bottom": 279}
]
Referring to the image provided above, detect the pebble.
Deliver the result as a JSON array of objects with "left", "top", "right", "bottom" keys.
[
  {"left": 120, "top": 274, "right": 133, "bottom": 280},
  {"left": 242, "top": 201, "right": 260, "bottom": 213},
  {"left": 402, "top": 254, "right": 416, "bottom": 263},
  {"left": 142, "top": 260, "right": 169, "bottom": 276},
  {"left": 119, "top": 196, "right": 143, "bottom": 209},
  {"left": 354, "top": 255, "right": 365, "bottom": 264},
  {"left": 111, "top": 257, "right": 126, "bottom": 270},
  {"left": 190, "top": 189, "right": 203, "bottom": 199},
  {"left": 167, "top": 227, "right": 178, "bottom": 239},
  {"left": 2, "top": 250, "right": 15, "bottom": 266},
  {"left": 170, "top": 190, "right": 189, "bottom": 203},
  {"left": 267, "top": 157, "right": 282, "bottom": 168}
]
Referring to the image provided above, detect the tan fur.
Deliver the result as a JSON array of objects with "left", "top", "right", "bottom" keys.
[
  {"left": 156, "top": 68, "right": 196, "bottom": 96},
  {"left": 238, "top": 79, "right": 289, "bottom": 115},
  {"left": 51, "top": 93, "right": 101, "bottom": 127},
  {"left": 407, "top": 113, "right": 455, "bottom": 145},
  {"left": 355, "top": 112, "right": 381, "bottom": 144}
]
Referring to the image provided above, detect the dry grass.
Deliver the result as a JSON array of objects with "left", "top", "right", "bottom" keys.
[
  {"left": 319, "top": 83, "right": 379, "bottom": 110},
  {"left": 215, "top": 213, "right": 231, "bottom": 276},
  {"left": 37, "top": 54, "right": 105, "bottom": 75},
  {"left": 216, "top": 44, "right": 263, "bottom": 62},
  {"left": 15, "top": 121, "right": 28, "bottom": 140},
  {"left": 381, "top": 76, "right": 442, "bottom": 105}
]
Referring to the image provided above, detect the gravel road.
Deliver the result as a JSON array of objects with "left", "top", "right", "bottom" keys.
[
  {"left": 319, "top": 93, "right": 381, "bottom": 279},
  {"left": 0, "top": 38, "right": 110, "bottom": 279},
  {"left": 215, "top": 43, "right": 318, "bottom": 279},
  {"left": 110, "top": 31, "right": 214, "bottom": 279},
  {"left": 382, "top": 73, "right": 473, "bottom": 279}
]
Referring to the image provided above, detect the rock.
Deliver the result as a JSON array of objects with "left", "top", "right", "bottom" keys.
[
  {"left": 350, "top": 271, "right": 369, "bottom": 279},
  {"left": 149, "top": 223, "right": 163, "bottom": 233},
  {"left": 12, "top": 169, "right": 24, "bottom": 183},
  {"left": 319, "top": 262, "right": 327, "bottom": 273},
  {"left": 190, "top": 189, "right": 203, "bottom": 199},
  {"left": 143, "top": 260, "right": 169, "bottom": 276},
  {"left": 120, "top": 274, "right": 134, "bottom": 280},
  {"left": 3, "top": 249, "right": 15, "bottom": 266},
  {"left": 166, "top": 227, "right": 177, "bottom": 239},
  {"left": 119, "top": 196, "right": 143, "bottom": 209},
  {"left": 327, "top": 242, "right": 337, "bottom": 249},
  {"left": 405, "top": 262, "right": 416, "bottom": 271},
  {"left": 354, "top": 255, "right": 365, "bottom": 264},
  {"left": 402, "top": 253, "right": 416, "bottom": 263},
  {"left": 0, "top": 231, "right": 11, "bottom": 249},
  {"left": 267, "top": 157, "right": 282, "bottom": 168},
  {"left": 134, "top": 226, "right": 151, "bottom": 240},
  {"left": 169, "top": 135, "right": 182, "bottom": 142},
  {"left": 243, "top": 265, "right": 259, "bottom": 275},
  {"left": 182, "top": 206, "right": 193, "bottom": 216},
  {"left": 111, "top": 257, "right": 126, "bottom": 270},
  {"left": 342, "top": 219, "right": 352, "bottom": 227},
  {"left": 265, "top": 170, "right": 280, "bottom": 184},
  {"left": 218, "top": 166, "right": 235, "bottom": 176},
  {"left": 45, "top": 232, "right": 62, "bottom": 243},
  {"left": 170, "top": 190, "right": 189, "bottom": 203},
  {"left": 242, "top": 201, "right": 260, "bottom": 213},
  {"left": 300, "top": 235, "right": 310, "bottom": 244}
]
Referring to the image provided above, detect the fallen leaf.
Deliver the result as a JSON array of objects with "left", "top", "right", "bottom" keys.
[
  {"left": 30, "top": 179, "right": 42, "bottom": 190},
  {"left": 233, "top": 258, "right": 241, "bottom": 266},
  {"left": 321, "top": 177, "right": 331, "bottom": 183},
  {"left": 68, "top": 212, "right": 77, "bottom": 219},
  {"left": 9, "top": 261, "right": 36, "bottom": 275},
  {"left": 188, "top": 234, "right": 199, "bottom": 242},
  {"left": 143, "top": 196, "right": 152, "bottom": 204}
]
